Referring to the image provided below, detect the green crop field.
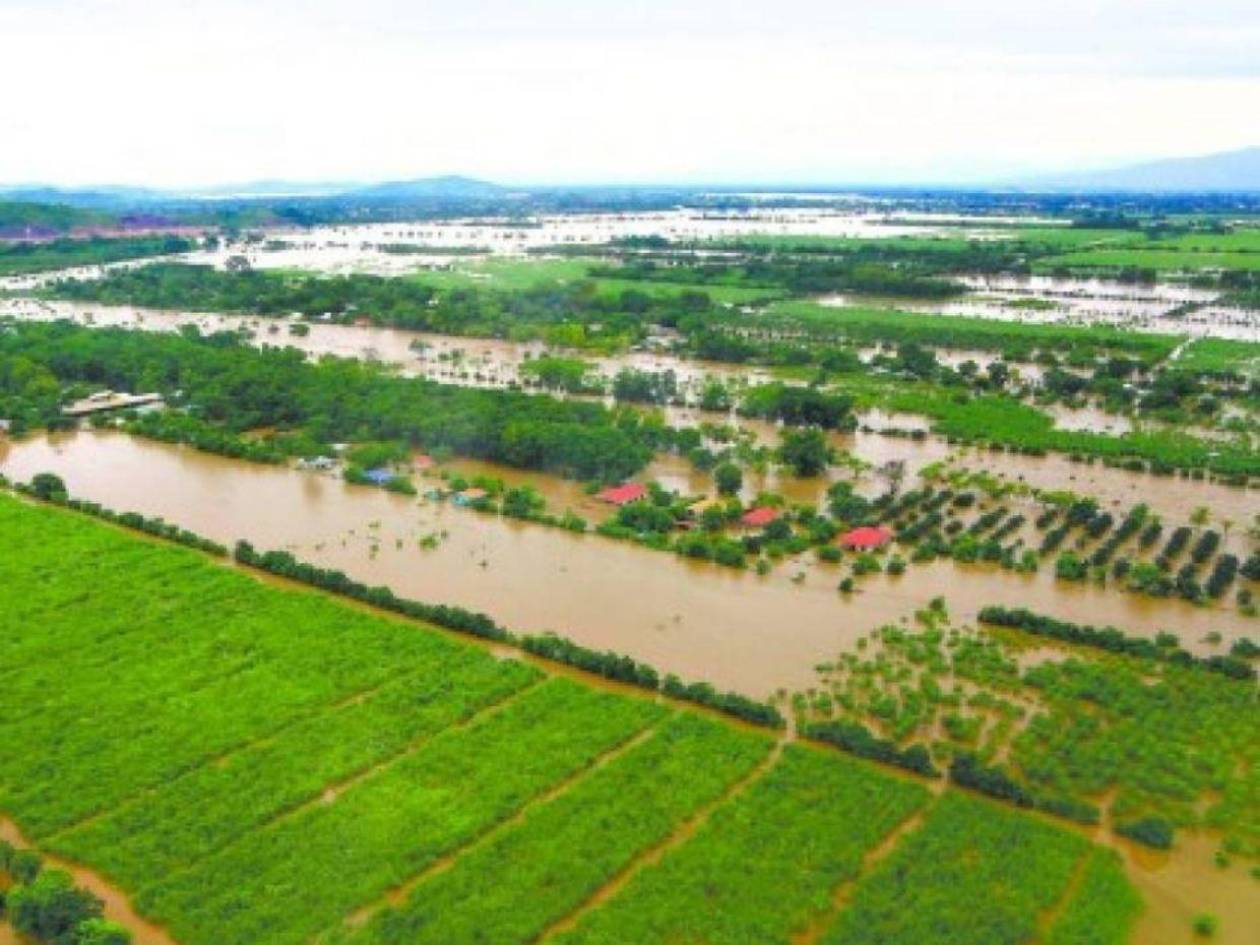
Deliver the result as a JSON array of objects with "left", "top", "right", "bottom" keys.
[
  {"left": 1173, "top": 338, "right": 1260, "bottom": 377},
  {"left": 1037, "top": 249, "right": 1260, "bottom": 273},
  {"left": 760, "top": 300, "right": 1183, "bottom": 360},
  {"left": 408, "top": 256, "right": 782, "bottom": 303},
  {"left": 822, "top": 792, "right": 1094, "bottom": 945},
  {"left": 0, "top": 494, "right": 1143, "bottom": 945}
]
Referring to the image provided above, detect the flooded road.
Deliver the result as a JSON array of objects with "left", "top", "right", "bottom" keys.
[{"left": 2, "top": 431, "right": 1252, "bottom": 698}]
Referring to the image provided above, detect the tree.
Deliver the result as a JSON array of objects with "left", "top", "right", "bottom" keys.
[
  {"left": 9, "top": 849, "right": 43, "bottom": 884},
  {"left": 778, "top": 429, "right": 830, "bottom": 477},
  {"left": 75, "top": 919, "right": 133, "bottom": 945},
  {"left": 714, "top": 462, "right": 742, "bottom": 496},
  {"left": 29, "top": 471, "right": 67, "bottom": 501},
  {"left": 7, "top": 869, "right": 103, "bottom": 943},
  {"left": 1190, "top": 506, "right": 1211, "bottom": 527}
]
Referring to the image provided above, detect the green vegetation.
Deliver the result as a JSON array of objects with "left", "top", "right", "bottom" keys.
[
  {"left": 41, "top": 261, "right": 753, "bottom": 352},
  {"left": 554, "top": 744, "right": 929, "bottom": 945},
  {"left": 759, "top": 301, "right": 1181, "bottom": 361},
  {"left": 0, "top": 492, "right": 1149, "bottom": 945},
  {"left": 1174, "top": 338, "right": 1260, "bottom": 378},
  {"left": 803, "top": 609, "right": 1260, "bottom": 857},
  {"left": 0, "top": 321, "right": 665, "bottom": 481},
  {"left": 0, "top": 235, "right": 193, "bottom": 276},
  {"left": 1039, "top": 249, "right": 1260, "bottom": 273},
  {"left": 327, "top": 713, "right": 770, "bottom": 945},
  {"left": 1045, "top": 850, "right": 1144, "bottom": 945},
  {"left": 821, "top": 792, "right": 1089, "bottom": 945}
]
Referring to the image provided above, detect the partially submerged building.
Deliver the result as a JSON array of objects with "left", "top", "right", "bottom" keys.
[{"left": 62, "top": 390, "right": 165, "bottom": 418}]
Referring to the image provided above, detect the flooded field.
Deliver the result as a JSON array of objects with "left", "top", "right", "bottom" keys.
[
  {"left": 173, "top": 208, "right": 973, "bottom": 271},
  {"left": 1119, "top": 831, "right": 1259, "bottom": 945},
  {"left": 2, "top": 431, "right": 1252, "bottom": 698}
]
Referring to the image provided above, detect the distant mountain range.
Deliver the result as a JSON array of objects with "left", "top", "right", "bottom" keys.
[
  {"left": 349, "top": 175, "right": 513, "bottom": 200},
  {"left": 0, "top": 175, "right": 512, "bottom": 206},
  {"left": 4, "top": 153, "right": 1260, "bottom": 208},
  {"left": 1020, "top": 147, "right": 1260, "bottom": 193}
]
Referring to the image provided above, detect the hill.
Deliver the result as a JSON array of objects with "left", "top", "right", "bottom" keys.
[
  {"left": 1025, "top": 146, "right": 1260, "bottom": 193},
  {"left": 350, "top": 174, "right": 511, "bottom": 200}
]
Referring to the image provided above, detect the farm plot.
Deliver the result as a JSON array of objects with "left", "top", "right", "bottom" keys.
[
  {"left": 324, "top": 712, "right": 772, "bottom": 945},
  {"left": 820, "top": 791, "right": 1090, "bottom": 945},
  {"left": 552, "top": 743, "right": 931, "bottom": 945}
]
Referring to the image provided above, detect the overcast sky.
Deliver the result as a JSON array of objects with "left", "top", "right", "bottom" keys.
[{"left": 2, "top": 0, "right": 1257, "bottom": 188}]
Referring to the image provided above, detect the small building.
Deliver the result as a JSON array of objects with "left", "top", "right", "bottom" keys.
[
  {"left": 0, "top": 419, "right": 10, "bottom": 435},
  {"left": 840, "top": 525, "right": 894, "bottom": 550},
  {"left": 453, "top": 487, "right": 489, "bottom": 506},
  {"left": 362, "top": 467, "right": 395, "bottom": 485},
  {"left": 297, "top": 455, "right": 336, "bottom": 471},
  {"left": 740, "top": 506, "right": 781, "bottom": 528},
  {"left": 413, "top": 454, "right": 434, "bottom": 470},
  {"left": 62, "top": 390, "right": 165, "bottom": 418},
  {"left": 597, "top": 483, "right": 647, "bottom": 506}
]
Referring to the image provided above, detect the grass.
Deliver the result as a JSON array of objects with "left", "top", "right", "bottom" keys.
[
  {"left": 1037, "top": 249, "right": 1260, "bottom": 273},
  {"left": 407, "top": 257, "right": 782, "bottom": 303},
  {"left": 553, "top": 744, "right": 930, "bottom": 945},
  {"left": 820, "top": 791, "right": 1089, "bottom": 945},
  {"left": 805, "top": 616, "right": 1260, "bottom": 858},
  {"left": 404, "top": 256, "right": 595, "bottom": 291},
  {"left": 1174, "top": 338, "right": 1260, "bottom": 378},
  {"left": 1045, "top": 849, "right": 1145, "bottom": 945},
  {"left": 760, "top": 301, "right": 1183, "bottom": 360},
  {"left": 140, "top": 678, "right": 664, "bottom": 945},
  {"left": 50, "top": 657, "right": 541, "bottom": 889},
  {"left": 825, "top": 373, "right": 1260, "bottom": 478},
  {"left": 0, "top": 234, "right": 193, "bottom": 276},
  {"left": 327, "top": 712, "right": 772, "bottom": 945}
]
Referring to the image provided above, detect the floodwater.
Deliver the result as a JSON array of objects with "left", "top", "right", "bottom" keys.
[
  {"left": 1, "top": 431, "right": 1253, "bottom": 699},
  {"left": 174, "top": 208, "right": 970, "bottom": 270},
  {"left": 1, "top": 297, "right": 1255, "bottom": 531},
  {"left": 1119, "top": 831, "right": 1260, "bottom": 945}
]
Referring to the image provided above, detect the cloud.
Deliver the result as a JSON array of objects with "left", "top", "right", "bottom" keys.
[{"left": 0, "top": 0, "right": 1255, "bottom": 186}]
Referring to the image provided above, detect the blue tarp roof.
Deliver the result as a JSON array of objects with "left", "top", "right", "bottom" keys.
[{"left": 363, "top": 467, "right": 394, "bottom": 484}]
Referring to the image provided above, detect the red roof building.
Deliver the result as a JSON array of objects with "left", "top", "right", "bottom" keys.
[
  {"left": 740, "top": 506, "right": 781, "bottom": 528},
  {"left": 840, "top": 525, "right": 893, "bottom": 550},
  {"left": 597, "top": 483, "right": 647, "bottom": 506}
]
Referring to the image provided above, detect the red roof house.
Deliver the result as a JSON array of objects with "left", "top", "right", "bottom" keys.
[
  {"left": 597, "top": 483, "right": 647, "bottom": 506},
  {"left": 413, "top": 454, "right": 434, "bottom": 470},
  {"left": 840, "top": 525, "right": 893, "bottom": 550},
  {"left": 740, "top": 506, "right": 782, "bottom": 528}
]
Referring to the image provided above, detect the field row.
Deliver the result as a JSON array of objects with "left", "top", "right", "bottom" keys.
[{"left": 0, "top": 495, "right": 1143, "bottom": 945}]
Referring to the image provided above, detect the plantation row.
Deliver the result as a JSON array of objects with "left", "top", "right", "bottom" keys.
[{"left": 0, "top": 495, "right": 1144, "bottom": 945}]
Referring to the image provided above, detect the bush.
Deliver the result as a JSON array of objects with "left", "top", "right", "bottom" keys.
[
  {"left": 9, "top": 849, "right": 43, "bottom": 884},
  {"left": 802, "top": 719, "right": 939, "bottom": 777},
  {"left": 978, "top": 606, "right": 1256, "bottom": 681},
  {"left": 1115, "top": 816, "right": 1175, "bottom": 850},
  {"left": 29, "top": 471, "right": 67, "bottom": 501},
  {"left": 75, "top": 919, "right": 134, "bottom": 945},
  {"left": 7, "top": 869, "right": 103, "bottom": 943}
]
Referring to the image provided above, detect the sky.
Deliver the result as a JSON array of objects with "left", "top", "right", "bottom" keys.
[{"left": 1, "top": 0, "right": 1258, "bottom": 188}]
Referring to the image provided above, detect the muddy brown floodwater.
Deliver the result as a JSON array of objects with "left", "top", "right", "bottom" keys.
[{"left": 2, "top": 431, "right": 1254, "bottom": 699}]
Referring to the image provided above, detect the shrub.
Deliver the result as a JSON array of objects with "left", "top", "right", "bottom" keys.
[
  {"left": 1115, "top": 816, "right": 1175, "bottom": 850},
  {"left": 7, "top": 869, "right": 103, "bottom": 942}
]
